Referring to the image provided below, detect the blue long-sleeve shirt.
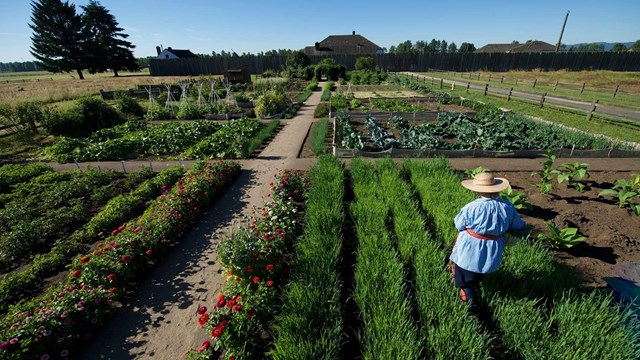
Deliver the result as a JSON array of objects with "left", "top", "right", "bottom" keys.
[{"left": 450, "top": 197, "right": 526, "bottom": 273}]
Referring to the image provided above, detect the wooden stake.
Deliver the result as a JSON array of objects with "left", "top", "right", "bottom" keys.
[
  {"left": 539, "top": 92, "right": 547, "bottom": 108},
  {"left": 612, "top": 84, "right": 620, "bottom": 98},
  {"left": 586, "top": 99, "right": 599, "bottom": 121},
  {"left": 553, "top": 80, "right": 558, "bottom": 91},
  {"left": 507, "top": 87, "right": 513, "bottom": 101},
  {"left": 532, "top": 79, "right": 537, "bottom": 88},
  {"left": 484, "top": 84, "right": 489, "bottom": 96},
  {"left": 580, "top": 82, "right": 586, "bottom": 94}
]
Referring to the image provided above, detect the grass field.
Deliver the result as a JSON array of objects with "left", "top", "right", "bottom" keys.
[
  {"left": 0, "top": 70, "right": 200, "bottom": 104},
  {"left": 418, "top": 70, "right": 640, "bottom": 110}
]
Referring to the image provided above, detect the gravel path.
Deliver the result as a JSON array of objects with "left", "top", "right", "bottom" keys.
[{"left": 77, "top": 85, "right": 324, "bottom": 359}]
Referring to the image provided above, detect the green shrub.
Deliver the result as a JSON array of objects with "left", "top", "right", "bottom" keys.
[
  {"left": 255, "top": 90, "right": 288, "bottom": 118},
  {"left": 42, "top": 96, "right": 124, "bottom": 137},
  {"left": 314, "top": 102, "right": 331, "bottom": 118},
  {"left": 114, "top": 93, "right": 145, "bottom": 117},
  {"left": 176, "top": 101, "right": 202, "bottom": 120},
  {"left": 144, "top": 99, "right": 171, "bottom": 120}
]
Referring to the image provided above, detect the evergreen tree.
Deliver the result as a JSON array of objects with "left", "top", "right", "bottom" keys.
[
  {"left": 81, "top": 0, "right": 139, "bottom": 76},
  {"left": 448, "top": 42, "right": 458, "bottom": 53},
  {"left": 439, "top": 40, "right": 448, "bottom": 53},
  {"left": 459, "top": 42, "right": 476, "bottom": 53},
  {"left": 29, "top": 0, "right": 88, "bottom": 79}
]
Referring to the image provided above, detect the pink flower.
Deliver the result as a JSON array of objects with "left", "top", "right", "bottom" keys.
[
  {"left": 197, "top": 306, "right": 207, "bottom": 315},
  {"left": 60, "top": 349, "right": 69, "bottom": 357},
  {"left": 40, "top": 355, "right": 50, "bottom": 360},
  {"left": 145, "top": 249, "right": 153, "bottom": 256}
]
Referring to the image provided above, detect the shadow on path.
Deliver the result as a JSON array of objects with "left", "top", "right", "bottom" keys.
[{"left": 78, "top": 170, "right": 256, "bottom": 359}]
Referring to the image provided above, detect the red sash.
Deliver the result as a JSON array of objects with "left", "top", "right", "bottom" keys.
[{"left": 465, "top": 228, "right": 501, "bottom": 240}]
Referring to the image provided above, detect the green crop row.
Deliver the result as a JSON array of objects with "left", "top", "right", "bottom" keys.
[
  {"left": 321, "top": 81, "right": 333, "bottom": 102},
  {"left": 311, "top": 119, "right": 329, "bottom": 155},
  {"left": 297, "top": 81, "right": 318, "bottom": 103},
  {"left": 244, "top": 119, "right": 280, "bottom": 156},
  {"left": 349, "top": 159, "right": 421, "bottom": 359},
  {"left": 44, "top": 120, "right": 221, "bottom": 163},
  {"left": 0, "top": 167, "right": 155, "bottom": 272},
  {"left": 183, "top": 118, "right": 263, "bottom": 159},
  {"left": 404, "top": 158, "right": 640, "bottom": 359},
  {"left": 378, "top": 159, "right": 491, "bottom": 359},
  {"left": 271, "top": 155, "right": 345, "bottom": 359},
  {"left": 0, "top": 166, "right": 184, "bottom": 313},
  {"left": 0, "top": 163, "right": 53, "bottom": 194}
]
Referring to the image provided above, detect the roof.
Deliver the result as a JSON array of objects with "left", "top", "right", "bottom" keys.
[
  {"left": 304, "top": 34, "right": 382, "bottom": 55},
  {"left": 166, "top": 49, "right": 198, "bottom": 58},
  {"left": 476, "top": 41, "right": 560, "bottom": 53}
]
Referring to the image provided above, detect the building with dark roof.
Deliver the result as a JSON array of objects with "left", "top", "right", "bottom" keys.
[
  {"left": 304, "top": 31, "right": 383, "bottom": 56},
  {"left": 156, "top": 46, "right": 199, "bottom": 59},
  {"left": 475, "top": 41, "right": 560, "bottom": 53}
]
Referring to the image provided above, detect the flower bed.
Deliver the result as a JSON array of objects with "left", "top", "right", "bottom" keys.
[
  {"left": 0, "top": 166, "right": 185, "bottom": 313},
  {"left": 191, "top": 168, "right": 310, "bottom": 359},
  {"left": 0, "top": 161, "right": 240, "bottom": 359}
]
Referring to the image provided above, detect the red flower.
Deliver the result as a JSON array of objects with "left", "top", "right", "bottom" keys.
[
  {"left": 109, "top": 287, "right": 118, "bottom": 294},
  {"left": 111, "top": 230, "right": 119, "bottom": 236},
  {"left": 246, "top": 265, "right": 252, "bottom": 272},
  {"left": 247, "top": 309, "right": 256, "bottom": 317},
  {"left": 216, "top": 298, "right": 226, "bottom": 308},
  {"left": 232, "top": 304, "right": 243, "bottom": 312},
  {"left": 198, "top": 340, "right": 210, "bottom": 352},
  {"left": 252, "top": 276, "right": 260, "bottom": 283},
  {"left": 121, "top": 255, "right": 131, "bottom": 262},
  {"left": 266, "top": 264, "right": 274, "bottom": 271},
  {"left": 217, "top": 294, "right": 225, "bottom": 302},
  {"left": 79, "top": 256, "right": 90, "bottom": 264},
  {"left": 198, "top": 313, "right": 209, "bottom": 327},
  {"left": 145, "top": 249, "right": 153, "bottom": 256},
  {"left": 197, "top": 306, "right": 207, "bottom": 315},
  {"left": 118, "top": 225, "right": 126, "bottom": 232},
  {"left": 211, "top": 325, "right": 223, "bottom": 338},
  {"left": 266, "top": 280, "right": 274, "bottom": 287},
  {"left": 226, "top": 299, "right": 236, "bottom": 309},
  {"left": 71, "top": 269, "right": 81, "bottom": 278},
  {"left": 107, "top": 273, "right": 116, "bottom": 282}
]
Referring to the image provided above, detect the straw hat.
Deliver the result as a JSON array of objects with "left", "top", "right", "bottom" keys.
[{"left": 461, "top": 172, "right": 509, "bottom": 193}]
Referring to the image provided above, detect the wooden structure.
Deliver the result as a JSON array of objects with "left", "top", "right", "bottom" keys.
[{"left": 224, "top": 66, "right": 251, "bottom": 84}]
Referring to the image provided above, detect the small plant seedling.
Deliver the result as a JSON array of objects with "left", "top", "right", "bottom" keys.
[
  {"left": 465, "top": 166, "right": 490, "bottom": 179},
  {"left": 536, "top": 221, "right": 586, "bottom": 249},
  {"left": 500, "top": 185, "right": 533, "bottom": 210},
  {"left": 531, "top": 151, "right": 556, "bottom": 194},
  {"left": 556, "top": 161, "right": 590, "bottom": 192},
  {"left": 599, "top": 174, "right": 640, "bottom": 216}
]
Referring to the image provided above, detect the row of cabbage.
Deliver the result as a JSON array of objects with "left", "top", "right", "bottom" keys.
[{"left": 335, "top": 108, "right": 628, "bottom": 151}]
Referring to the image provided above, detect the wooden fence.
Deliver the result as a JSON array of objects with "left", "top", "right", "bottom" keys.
[{"left": 150, "top": 52, "right": 640, "bottom": 76}]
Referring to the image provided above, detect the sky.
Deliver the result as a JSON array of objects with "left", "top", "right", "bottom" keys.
[{"left": 1, "top": 0, "right": 639, "bottom": 63}]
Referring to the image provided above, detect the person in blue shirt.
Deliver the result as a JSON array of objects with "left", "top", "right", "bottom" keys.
[{"left": 450, "top": 172, "right": 527, "bottom": 314}]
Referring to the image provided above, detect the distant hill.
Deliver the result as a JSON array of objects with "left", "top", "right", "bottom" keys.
[{"left": 566, "top": 42, "right": 634, "bottom": 51}]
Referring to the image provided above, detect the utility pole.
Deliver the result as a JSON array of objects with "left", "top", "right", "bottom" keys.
[{"left": 556, "top": 10, "right": 570, "bottom": 52}]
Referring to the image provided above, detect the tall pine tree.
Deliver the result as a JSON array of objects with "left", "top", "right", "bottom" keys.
[
  {"left": 29, "top": 0, "right": 88, "bottom": 79},
  {"left": 82, "top": 1, "right": 139, "bottom": 76}
]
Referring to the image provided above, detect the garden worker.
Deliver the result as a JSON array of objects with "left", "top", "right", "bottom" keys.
[{"left": 449, "top": 172, "right": 527, "bottom": 314}]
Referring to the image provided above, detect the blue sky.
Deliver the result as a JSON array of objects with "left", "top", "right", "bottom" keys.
[{"left": 1, "top": 0, "right": 638, "bottom": 62}]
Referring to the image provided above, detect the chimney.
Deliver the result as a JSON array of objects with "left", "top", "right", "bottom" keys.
[
  {"left": 167, "top": 47, "right": 172, "bottom": 51},
  {"left": 156, "top": 46, "right": 161, "bottom": 55},
  {"left": 315, "top": 42, "right": 320, "bottom": 50},
  {"left": 352, "top": 30, "right": 355, "bottom": 35}
]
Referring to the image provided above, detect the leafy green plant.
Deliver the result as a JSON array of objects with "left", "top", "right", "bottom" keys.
[
  {"left": 536, "top": 221, "right": 586, "bottom": 249},
  {"left": 464, "top": 166, "right": 490, "bottom": 179},
  {"left": 556, "top": 162, "right": 590, "bottom": 192},
  {"left": 114, "top": 93, "right": 144, "bottom": 117},
  {"left": 599, "top": 173, "right": 640, "bottom": 215},
  {"left": 311, "top": 119, "right": 329, "bottom": 155},
  {"left": 500, "top": 185, "right": 533, "bottom": 210},
  {"left": 255, "top": 89, "right": 288, "bottom": 118},
  {"left": 313, "top": 102, "right": 331, "bottom": 118},
  {"left": 531, "top": 151, "right": 556, "bottom": 194}
]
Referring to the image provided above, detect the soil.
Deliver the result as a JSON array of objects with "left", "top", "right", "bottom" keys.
[{"left": 489, "top": 170, "right": 640, "bottom": 288}]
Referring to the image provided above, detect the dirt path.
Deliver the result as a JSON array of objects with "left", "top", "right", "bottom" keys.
[{"left": 77, "top": 84, "right": 325, "bottom": 359}]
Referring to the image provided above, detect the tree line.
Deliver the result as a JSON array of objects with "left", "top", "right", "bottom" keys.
[
  {"left": 386, "top": 39, "right": 476, "bottom": 54},
  {"left": 29, "top": 0, "right": 139, "bottom": 79}
]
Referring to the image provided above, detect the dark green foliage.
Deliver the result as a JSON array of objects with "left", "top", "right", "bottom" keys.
[
  {"left": 354, "top": 56, "right": 375, "bottom": 71},
  {"left": 29, "top": 0, "right": 88, "bottom": 79},
  {"left": 348, "top": 70, "right": 387, "bottom": 85},
  {"left": 244, "top": 120, "right": 280, "bottom": 156},
  {"left": 313, "top": 102, "right": 331, "bottom": 118},
  {"left": 81, "top": 1, "right": 139, "bottom": 76},
  {"left": 0, "top": 163, "right": 52, "bottom": 195},
  {"left": 42, "top": 96, "right": 124, "bottom": 137},
  {"left": 0, "top": 102, "right": 43, "bottom": 140},
  {"left": 114, "top": 93, "right": 144, "bottom": 117},
  {"left": 285, "top": 51, "right": 311, "bottom": 78},
  {"left": 313, "top": 58, "right": 346, "bottom": 81}
]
